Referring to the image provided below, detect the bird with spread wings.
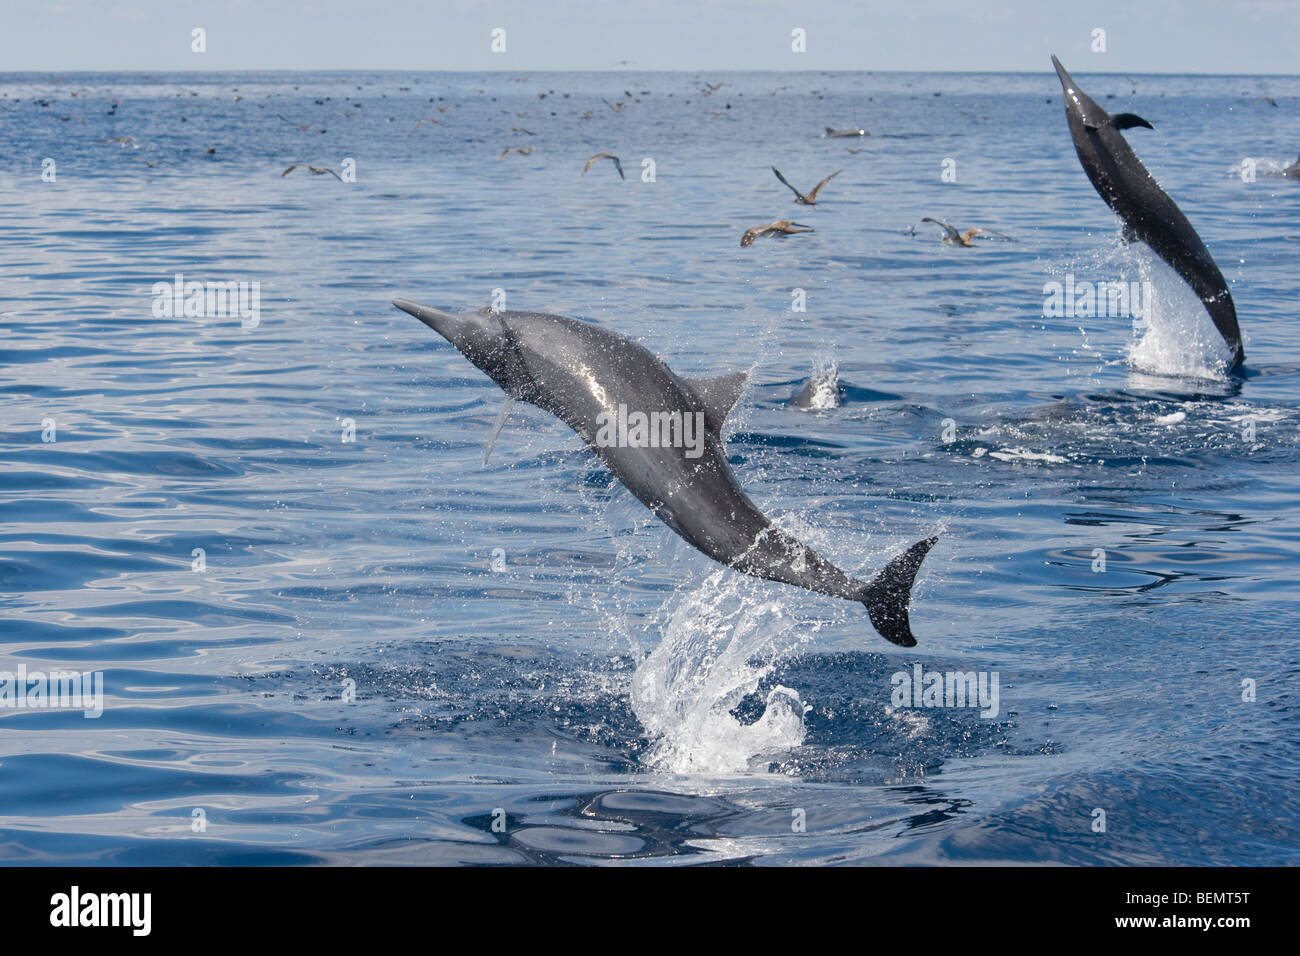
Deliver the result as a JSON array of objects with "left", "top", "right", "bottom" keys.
[
  {"left": 281, "top": 163, "right": 343, "bottom": 181},
  {"left": 918, "top": 217, "right": 1011, "bottom": 246},
  {"left": 582, "top": 152, "right": 625, "bottom": 180},
  {"left": 771, "top": 166, "right": 843, "bottom": 205},
  {"left": 740, "top": 220, "right": 815, "bottom": 248}
]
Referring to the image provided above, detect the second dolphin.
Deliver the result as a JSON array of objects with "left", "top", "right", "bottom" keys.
[{"left": 1052, "top": 55, "right": 1244, "bottom": 368}]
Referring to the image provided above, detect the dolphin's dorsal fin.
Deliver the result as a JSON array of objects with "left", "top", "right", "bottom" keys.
[
  {"left": 687, "top": 371, "right": 749, "bottom": 431},
  {"left": 1112, "top": 112, "right": 1154, "bottom": 131},
  {"left": 483, "top": 396, "right": 517, "bottom": 464}
]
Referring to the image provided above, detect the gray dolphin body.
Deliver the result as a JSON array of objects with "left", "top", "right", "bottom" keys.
[
  {"left": 394, "top": 298, "right": 937, "bottom": 646},
  {"left": 1052, "top": 55, "right": 1243, "bottom": 369}
]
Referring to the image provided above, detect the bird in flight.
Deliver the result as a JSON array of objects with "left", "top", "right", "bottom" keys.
[
  {"left": 771, "top": 166, "right": 842, "bottom": 205},
  {"left": 500, "top": 146, "right": 535, "bottom": 158},
  {"left": 918, "top": 217, "right": 1011, "bottom": 246},
  {"left": 740, "top": 220, "right": 814, "bottom": 247},
  {"left": 276, "top": 113, "right": 325, "bottom": 133},
  {"left": 281, "top": 163, "right": 343, "bottom": 181},
  {"left": 582, "top": 152, "right": 625, "bottom": 180},
  {"left": 603, "top": 99, "right": 630, "bottom": 113}
]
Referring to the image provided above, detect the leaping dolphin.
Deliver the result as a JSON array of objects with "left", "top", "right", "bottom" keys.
[
  {"left": 394, "top": 299, "right": 938, "bottom": 646},
  {"left": 1051, "top": 55, "right": 1244, "bottom": 369}
]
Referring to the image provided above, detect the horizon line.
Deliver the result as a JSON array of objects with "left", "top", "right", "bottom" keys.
[{"left": 4, "top": 67, "right": 1299, "bottom": 78}]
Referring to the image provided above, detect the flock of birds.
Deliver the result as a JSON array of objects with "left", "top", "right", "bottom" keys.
[
  {"left": 13, "top": 73, "right": 1298, "bottom": 255},
  {"left": 574, "top": 133, "right": 1007, "bottom": 249},
  {"left": 261, "top": 77, "right": 1016, "bottom": 250}
]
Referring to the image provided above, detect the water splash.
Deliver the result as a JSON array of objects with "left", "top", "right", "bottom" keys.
[
  {"left": 1127, "top": 246, "right": 1234, "bottom": 380},
  {"left": 788, "top": 358, "right": 843, "bottom": 410},
  {"left": 1227, "top": 156, "right": 1295, "bottom": 179},
  {"left": 629, "top": 571, "right": 819, "bottom": 773}
]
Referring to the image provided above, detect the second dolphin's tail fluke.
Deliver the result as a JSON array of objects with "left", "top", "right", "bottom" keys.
[{"left": 861, "top": 536, "right": 939, "bottom": 647}]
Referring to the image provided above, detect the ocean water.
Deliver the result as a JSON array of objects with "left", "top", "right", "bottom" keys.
[{"left": 0, "top": 69, "right": 1297, "bottom": 865}]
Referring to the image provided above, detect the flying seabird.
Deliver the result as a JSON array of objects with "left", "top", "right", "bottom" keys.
[
  {"left": 771, "top": 166, "right": 842, "bottom": 205},
  {"left": 281, "top": 163, "right": 343, "bottom": 181},
  {"left": 918, "top": 217, "right": 1011, "bottom": 246},
  {"left": 582, "top": 152, "right": 625, "bottom": 180},
  {"left": 500, "top": 146, "right": 535, "bottom": 158},
  {"left": 740, "top": 220, "right": 814, "bottom": 247},
  {"left": 276, "top": 113, "right": 323, "bottom": 133}
]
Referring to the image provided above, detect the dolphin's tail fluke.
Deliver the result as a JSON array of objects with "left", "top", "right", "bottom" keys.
[{"left": 861, "top": 536, "right": 938, "bottom": 647}]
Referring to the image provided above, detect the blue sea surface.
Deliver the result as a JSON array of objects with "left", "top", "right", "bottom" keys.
[{"left": 0, "top": 69, "right": 1297, "bottom": 865}]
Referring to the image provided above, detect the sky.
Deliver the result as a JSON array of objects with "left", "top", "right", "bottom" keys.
[{"left": 2, "top": 0, "right": 1296, "bottom": 74}]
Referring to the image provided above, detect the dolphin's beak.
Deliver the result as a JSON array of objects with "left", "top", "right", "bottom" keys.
[
  {"left": 1051, "top": 54, "right": 1096, "bottom": 126},
  {"left": 393, "top": 298, "right": 461, "bottom": 339},
  {"left": 1050, "top": 54, "right": 1074, "bottom": 92}
]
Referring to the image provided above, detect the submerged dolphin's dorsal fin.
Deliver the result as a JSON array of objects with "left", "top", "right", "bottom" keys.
[
  {"left": 483, "top": 396, "right": 517, "bottom": 464},
  {"left": 1112, "top": 112, "right": 1154, "bottom": 131},
  {"left": 687, "top": 371, "right": 749, "bottom": 432}
]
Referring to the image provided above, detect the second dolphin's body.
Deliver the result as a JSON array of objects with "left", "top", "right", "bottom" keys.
[
  {"left": 394, "top": 299, "right": 937, "bottom": 646},
  {"left": 1052, "top": 55, "right": 1244, "bottom": 368}
]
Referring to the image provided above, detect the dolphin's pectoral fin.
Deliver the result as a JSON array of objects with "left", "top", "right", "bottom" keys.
[
  {"left": 687, "top": 371, "right": 750, "bottom": 432},
  {"left": 483, "top": 397, "right": 517, "bottom": 464},
  {"left": 1111, "top": 112, "right": 1155, "bottom": 131},
  {"left": 861, "top": 536, "right": 938, "bottom": 647}
]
